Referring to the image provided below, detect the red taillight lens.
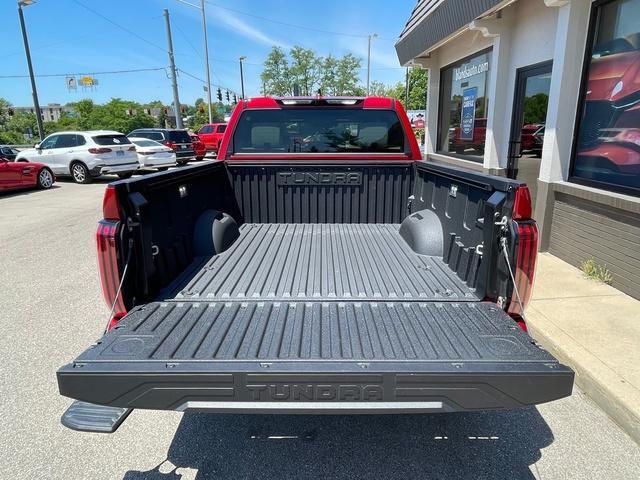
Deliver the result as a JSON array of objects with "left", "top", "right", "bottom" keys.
[
  {"left": 88, "top": 147, "right": 112, "bottom": 154},
  {"left": 512, "top": 185, "right": 533, "bottom": 220},
  {"left": 163, "top": 141, "right": 176, "bottom": 150},
  {"left": 96, "top": 221, "right": 127, "bottom": 330},
  {"left": 507, "top": 221, "right": 538, "bottom": 317},
  {"left": 102, "top": 185, "right": 121, "bottom": 221}
]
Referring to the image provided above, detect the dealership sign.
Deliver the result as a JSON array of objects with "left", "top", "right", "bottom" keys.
[
  {"left": 454, "top": 61, "right": 489, "bottom": 81},
  {"left": 460, "top": 87, "right": 477, "bottom": 141}
]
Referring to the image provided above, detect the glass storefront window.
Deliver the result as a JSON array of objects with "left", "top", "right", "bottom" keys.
[
  {"left": 438, "top": 49, "right": 492, "bottom": 162},
  {"left": 572, "top": 0, "right": 640, "bottom": 194}
]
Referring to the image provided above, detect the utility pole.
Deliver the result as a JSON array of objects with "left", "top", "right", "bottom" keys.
[
  {"left": 239, "top": 56, "right": 246, "bottom": 99},
  {"left": 200, "top": 0, "right": 213, "bottom": 123},
  {"left": 405, "top": 67, "right": 410, "bottom": 107},
  {"left": 366, "top": 33, "right": 377, "bottom": 95},
  {"left": 163, "top": 9, "right": 183, "bottom": 129},
  {"left": 18, "top": 0, "right": 44, "bottom": 140}
]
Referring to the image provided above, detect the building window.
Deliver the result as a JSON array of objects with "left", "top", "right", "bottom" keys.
[
  {"left": 571, "top": 0, "right": 640, "bottom": 195},
  {"left": 437, "top": 48, "right": 492, "bottom": 162}
]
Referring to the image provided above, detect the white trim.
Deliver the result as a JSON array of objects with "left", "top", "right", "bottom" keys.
[{"left": 176, "top": 401, "right": 444, "bottom": 412}]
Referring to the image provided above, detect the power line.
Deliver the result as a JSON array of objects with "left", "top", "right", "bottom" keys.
[
  {"left": 0, "top": 67, "right": 167, "bottom": 79},
  {"left": 177, "top": 68, "right": 237, "bottom": 96},
  {"left": 72, "top": 0, "right": 167, "bottom": 54},
  {"left": 203, "top": 0, "right": 395, "bottom": 40}
]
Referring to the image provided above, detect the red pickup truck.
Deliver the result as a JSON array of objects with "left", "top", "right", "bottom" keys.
[
  {"left": 57, "top": 96, "right": 573, "bottom": 433},
  {"left": 197, "top": 122, "right": 227, "bottom": 155}
]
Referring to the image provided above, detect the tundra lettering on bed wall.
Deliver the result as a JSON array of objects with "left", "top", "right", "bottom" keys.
[{"left": 277, "top": 171, "right": 363, "bottom": 186}]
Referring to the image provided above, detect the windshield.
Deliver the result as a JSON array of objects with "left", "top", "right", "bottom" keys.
[
  {"left": 168, "top": 130, "right": 192, "bottom": 143},
  {"left": 232, "top": 108, "right": 405, "bottom": 154},
  {"left": 131, "top": 138, "right": 161, "bottom": 147},
  {"left": 93, "top": 135, "right": 131, "bottom": 146}
]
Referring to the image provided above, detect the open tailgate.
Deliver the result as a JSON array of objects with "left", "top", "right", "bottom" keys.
[{"left": 58, "top": 301, "right": 573, "bottom": 413}]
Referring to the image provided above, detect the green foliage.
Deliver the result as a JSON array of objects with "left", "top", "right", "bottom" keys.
[
  {"left": 523, "top": 93, "right": 549, "bottom": 124},
  {"left": 580, "top": 258, "right": 613, "bottom": 285},
  {"left": 261, "top": 46, "right": 363, "bottom": 96},
  {"left": 385, "top": 68, "right": 429, "bottom": 110}
]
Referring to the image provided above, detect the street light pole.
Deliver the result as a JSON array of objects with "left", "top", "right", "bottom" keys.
[
  {"left": 163, "top": 9, "right": 184, "bottom": 129},
  {"left": 200, "top": 0, "right": 213, "bottom": 123},
  {"left": 17, "top": 0, "right": 44, "bottom": 141},
  {"left": 366, "top": 33, "right": 377, "bottom": 95},
  {"left": 175, "top": 0, "right": 213, "bottom": 123},
  {"left": 239, "top": 56, "right": 246, "bottom": 99}
]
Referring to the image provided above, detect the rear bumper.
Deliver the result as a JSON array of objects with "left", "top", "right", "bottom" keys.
[
  {"left": 57, "top": 360, "right": 574, "bottom": 413},
  {"left": 91, "top": 162, "right": 139, "bottom": 175}
]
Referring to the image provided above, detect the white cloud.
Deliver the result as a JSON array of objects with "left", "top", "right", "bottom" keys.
[{"left": 207, "top": 6, "right": 291, "bottom": 49}]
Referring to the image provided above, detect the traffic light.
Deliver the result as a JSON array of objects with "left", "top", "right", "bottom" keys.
[
  {"left": 226, "top": 90, "right": 230, "bottom": 102},
  {"left": 233, "top": 94, "right": 237, "bottom": 104},
  {"left": 217, "top": 88, "right": 222, "bottom": 101}
]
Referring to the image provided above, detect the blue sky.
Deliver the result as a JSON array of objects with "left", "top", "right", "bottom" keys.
[{"left": 0, "top": 0, "right": 414, "bottom": 106}]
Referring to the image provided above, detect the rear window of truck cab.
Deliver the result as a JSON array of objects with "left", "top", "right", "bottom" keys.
[{"left": 231, "top": 109, "right": 405, "bottom": 154}]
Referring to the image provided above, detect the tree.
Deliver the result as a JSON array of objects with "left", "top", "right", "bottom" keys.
[
  {"left": 335, "top": 54, "right": 362, "bottom": 95},
  {"left": 523, "top": 93, "right": 549, "bottom": 124},
  {"left": 385, "top": 68, "right": 428, "bottom": 110},
  {"left": 261, "top": 47, "right": 291, "bottom": 96},
  {"left": 289, "top": 46, "right": 320, "bottom": 95},
  {"left": 261, "top": 47, "right": 362, "bottom": 96}
]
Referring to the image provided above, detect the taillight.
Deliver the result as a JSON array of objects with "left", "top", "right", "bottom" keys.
[
  {"left": 163, "top": 141, "right": 176, "bottom": 150},
  {"left": 88, "top": 147, "right": 112, "bottom": 154},
  {"left": 96, "top": 220, "right": 127, "bottom": 330},
  {"left": 512, "top": 185, "right": 532, "bottom": 220},
  {"left": 507, "top": 221, "right": 538, "bottom": 317},
  {"left": 102, "top": 185, "right": 121, "bottom": 221}
]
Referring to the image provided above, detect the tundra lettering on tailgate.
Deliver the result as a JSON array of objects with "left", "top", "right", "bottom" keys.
[
  {"left": 246, "top": 384, "right": 384, "bottom": 401},
  {"left": 277, "top": 172, "right": 362, "bottom": 186}
]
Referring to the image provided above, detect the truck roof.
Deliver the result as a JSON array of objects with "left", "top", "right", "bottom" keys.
[{"left": 242, "top": 96, "right": 396, "bottom": 109}]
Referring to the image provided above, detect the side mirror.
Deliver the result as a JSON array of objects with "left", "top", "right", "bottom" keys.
[{"left": 34, "top": 143, "right": 42, "bottom": 150}]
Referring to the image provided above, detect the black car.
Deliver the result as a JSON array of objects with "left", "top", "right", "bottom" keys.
[
  {"left": 0, "top": 146, "right": 20, "bottom": 161},
  {"left": 127, "top": 129, "right": 196, "bottom": 165}
]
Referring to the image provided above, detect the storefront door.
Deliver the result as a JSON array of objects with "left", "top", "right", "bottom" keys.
[{"left": 507, "top": 60, "right": 553, "bottom": 212}]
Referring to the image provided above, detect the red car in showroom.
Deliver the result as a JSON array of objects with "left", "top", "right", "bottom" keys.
[
  {"left": 576, "top": 34, "right": 640, "bottom": 177},
  {"left": 197, "top": 123, "right": 227, "bottom": 154},
  {"left": 0, "top": 156, "right": 55, "bottom": 192}
]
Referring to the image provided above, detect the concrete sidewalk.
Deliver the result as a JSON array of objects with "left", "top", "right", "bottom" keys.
[{"left": 527, "top": 253, "right": 640, "bottom": 445}]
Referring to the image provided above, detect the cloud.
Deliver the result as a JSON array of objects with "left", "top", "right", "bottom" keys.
[
  {"left": 207, "top": 6, "right": 291, "bottom": 49},
  {"left": 339, "top": 37, "right": 401, "bottom": 69}
]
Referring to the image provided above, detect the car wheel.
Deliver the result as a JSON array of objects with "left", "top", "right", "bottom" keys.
[
  {"left": 37, "top": 168, "right": 54, "bottom": 189},
  {"left": 117, "top": 172, "right": 133, "bottom": 179},
  {"left": 196, "top": 156, "right": 204, "bottom": 161},
  {"left": 70, "top": 161, "right": 91, "bottom": 184},
  {"left": 17, "top": 159, "right": 28, "bottom": 163}
]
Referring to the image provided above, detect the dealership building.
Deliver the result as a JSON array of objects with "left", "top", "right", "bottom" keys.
[{"left": 396, "top": 0, "right": 640, "bottom": 299}]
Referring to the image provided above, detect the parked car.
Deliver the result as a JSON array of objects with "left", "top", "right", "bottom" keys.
[
  {"left": 520, "top": 123, "right": 544, "bottom": 153},
  {"left": 531, "top": 126, "right": 545, "bottom": 156},
  {"left": 127, "top": 128, "right": 196, "bottom": 165},
  {"left": 0, "top": 155, "right": 54, "bottom": 192},
  {"left": 14, "top": 131, "right": 139, "bottom": 184},
  {"left": 57, "top": 96, "right": 574, "bottom": 433},
  {"left": 0, "top": 145, "right": 20, "bottom": 161},
  {"left": 197, "top": 123, "right": 227, "bottom": 154},
  {"left": 128, "top": 137, "right": 177, "bottom": 170},
  {"left": 189, "top": 133, "right": 206, "bottom": 161}
]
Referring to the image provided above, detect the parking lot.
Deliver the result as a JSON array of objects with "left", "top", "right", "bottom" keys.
[{"left": 2, "top": 176, "right": 640, "bottom": 480}]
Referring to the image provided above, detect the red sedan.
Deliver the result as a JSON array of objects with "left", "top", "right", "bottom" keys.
[
  {"left": 189, "top": 134, "right": 206, "bottom": 161},
  {"left": 0, "top": 156, "right": 55, "bottom": 193}
]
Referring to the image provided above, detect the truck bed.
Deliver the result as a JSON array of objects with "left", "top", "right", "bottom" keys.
[
  {"left": 161, "top": 223, "right": 478, "bottom": 302},
  {"left": 58, "top": 223, "right": 572, "bottom": 413}
]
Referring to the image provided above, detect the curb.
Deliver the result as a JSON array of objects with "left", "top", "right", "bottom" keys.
[{"left": 528, "top": 321, "right": 640, "bottom": 446}]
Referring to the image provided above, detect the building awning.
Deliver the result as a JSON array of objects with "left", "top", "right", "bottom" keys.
[{"left": 395, "top": 0, "right": 504, "bottom": 65}]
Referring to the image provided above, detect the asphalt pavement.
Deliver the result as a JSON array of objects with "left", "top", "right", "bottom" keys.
[{"left": 1, "top": 176, "right": 640, "bottom": 480}]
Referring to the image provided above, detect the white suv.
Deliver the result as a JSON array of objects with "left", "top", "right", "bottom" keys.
[{"left": 15, "top": 130, "right": 140, "bottom": 184}]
